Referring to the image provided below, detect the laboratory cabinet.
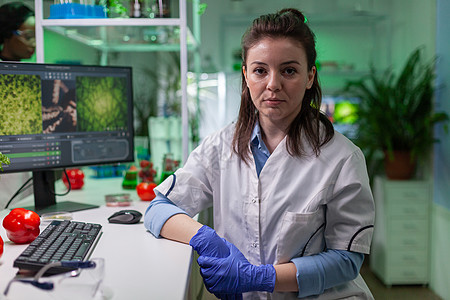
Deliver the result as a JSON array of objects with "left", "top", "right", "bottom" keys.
[{"left": 370, "top": 176, "right": 431, "bottom": 286}]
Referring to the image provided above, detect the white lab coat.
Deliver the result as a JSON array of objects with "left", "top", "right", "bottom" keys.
[{"left": 156, "top": 123, "right": 375, "bottom": 299}]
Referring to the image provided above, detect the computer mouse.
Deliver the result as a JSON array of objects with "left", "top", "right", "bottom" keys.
[{"left": 108, "top": 210, "right": 142, "bottom": 224}]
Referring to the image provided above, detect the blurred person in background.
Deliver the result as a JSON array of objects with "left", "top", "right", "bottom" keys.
[{"left": 0, "top": 2, "right": 35, "bottom": 61}]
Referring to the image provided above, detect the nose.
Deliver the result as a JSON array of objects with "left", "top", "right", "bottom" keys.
[{"left": 266, "top": 71, "right": 281, "bottom": 92}]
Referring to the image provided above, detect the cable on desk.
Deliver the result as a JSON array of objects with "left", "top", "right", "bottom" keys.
[
  {"left": 4, "top": 169, "right": 72, "bottom": 210},
  {"left": 4, "top": 177, "right": 33, "bottom": 209},
  {"left": 52, "top": 169, "right": 71, "bottom": 197}
]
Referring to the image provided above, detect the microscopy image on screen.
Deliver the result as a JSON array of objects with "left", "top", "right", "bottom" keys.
[
  {"left": 41, "top": 79, "right": 77, "bottom": 134},
  {"left": 75, "top": 76, "right": 128, "bottom": 132},
  {"left": 0, "top": 74, "right": 42, "bottom": 135}
]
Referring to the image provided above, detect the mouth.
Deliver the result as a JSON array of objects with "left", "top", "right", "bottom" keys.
[{"left": 264, "top": 98, "right": 284, "bottom": 105}]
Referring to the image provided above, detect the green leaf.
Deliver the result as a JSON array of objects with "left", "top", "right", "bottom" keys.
[{"left": 198, "top": 3, "right": 207, "bottom": 15}]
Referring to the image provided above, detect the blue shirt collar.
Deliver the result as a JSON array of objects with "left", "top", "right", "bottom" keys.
[{"left": 251, "top": 121, "right": 270, "bottom": 157}]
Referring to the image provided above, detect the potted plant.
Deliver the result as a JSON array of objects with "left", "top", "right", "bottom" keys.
[{"left": 342, "top": 47, "right": 449, "bottom": 180}]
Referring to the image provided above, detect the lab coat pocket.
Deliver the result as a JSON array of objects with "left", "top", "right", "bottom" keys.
[{"left": 275, "top": 207, "right": 326, "bottom": 264}]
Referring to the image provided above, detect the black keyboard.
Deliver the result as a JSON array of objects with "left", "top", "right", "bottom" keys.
[{"left": 13, "top": 220, "right": 102, "bottom": 275}]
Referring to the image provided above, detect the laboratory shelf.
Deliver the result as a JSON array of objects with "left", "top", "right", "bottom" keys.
[
  {"left": 44, "top": 25, "right": 199, "bottom": 52},
  {"left": 41, "top": 18, "right": 181, "bottom": 27}
]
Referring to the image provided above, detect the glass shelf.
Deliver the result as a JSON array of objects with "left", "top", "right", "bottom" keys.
[
  {"left": 44, "top": 23, "right": 198, "bottom": 52},
  {"left": 41, "top": 18, "right": 181, "bottom": 27},
  {"left": 319, "top": 70, "right": 371, "bottom": 77}
]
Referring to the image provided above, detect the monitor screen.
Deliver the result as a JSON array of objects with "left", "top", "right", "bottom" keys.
[
  {"left": 321, "top": 95, "right": 359, "bottom": 140},
  {"left": 0, "top": 62, "right": 134, "bottom": 214}
]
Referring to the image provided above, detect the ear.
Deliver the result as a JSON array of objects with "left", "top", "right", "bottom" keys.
[
  {"left": 306, "top": 66, "right": 316, "bottom": 89},
  {"left": 242, "top": 66, "right": 248, "bottom": 86}
]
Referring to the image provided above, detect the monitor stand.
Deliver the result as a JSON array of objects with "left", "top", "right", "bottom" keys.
[
  {"left": 21, "top": 171, "right": 99, "bottom": 216},
  {"left": 23, "top": 201, "right": 99, "bottom": 216}
]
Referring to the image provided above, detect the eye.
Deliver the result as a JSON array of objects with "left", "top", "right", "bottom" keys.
[
  {"left": 283, "top": 67, "right": 297, "bottom": 76},
  {"left": 253, "top": 67, "right": 266, "bottom": 75}
]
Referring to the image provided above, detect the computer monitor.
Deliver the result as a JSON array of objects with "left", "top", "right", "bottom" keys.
[{"left": 0, "top": 62, "right": 134, "bottom": 214}]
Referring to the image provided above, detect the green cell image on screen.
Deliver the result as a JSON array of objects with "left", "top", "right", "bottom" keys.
[
  {"left": 334, "top": 101, "right": 358, "bottom": 124},
  {"left": 76, "top": 76, "right": 128, "bottom": 132},
  {"left": 0, "top": 74, "right": 42, "bottom": 135}
]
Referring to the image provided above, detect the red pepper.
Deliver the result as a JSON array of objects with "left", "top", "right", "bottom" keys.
[
  {"left": 62, "top": 168, "right": 85, "bottom": 190},
  {"left": 0, "top": 235, "right": 3, "bottom": 258},
  {"left": 2, "top": 208, "right": 40, "bottom": 244}
]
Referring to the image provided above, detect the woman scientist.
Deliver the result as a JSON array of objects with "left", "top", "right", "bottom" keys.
[
  {"left": 144, "top": 8, "right": 375, "bottom": 299},
  {"left": 0, "top": 2, "right": 35, "bottom": 61}
]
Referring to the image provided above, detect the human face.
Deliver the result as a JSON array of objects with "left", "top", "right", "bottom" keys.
[
  {"left": 3, "top": 16, "right": 35, "bottom": 60},
  {"left": 243, "top": 37, "right": 315, "bottom": 129}
]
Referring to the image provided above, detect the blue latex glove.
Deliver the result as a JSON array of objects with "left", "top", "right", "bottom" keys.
[
  {"left": 190, "top": 226, "right": 242, "bottom": 299},
  {"left": 189, "top": 225, "right": 230, "bottom": 258},
  {"left": 198, "top": 240, "right": 276, "bottom": 294}
]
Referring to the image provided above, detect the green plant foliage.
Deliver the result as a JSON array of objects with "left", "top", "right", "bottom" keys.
[
  {"left": 334, "top": 101, "right": 358, "bottom": 124},
  {"left": 0, "top": 74, "right": 42, "bottom": 135},
  {"left": 76, "top": 76, "right": 128, "bottom": 132},
  {"left": 99, "top": 0, "right": 128, "bottom": 17},
  {"left": 198, "top": 3, "right": 207, "bottom": 15},
  {"left": 0, "top": 152, "right": 10, "bottom": 172},
  {"left": 342, "top": 47, "right": 449, "bottom": 176}
]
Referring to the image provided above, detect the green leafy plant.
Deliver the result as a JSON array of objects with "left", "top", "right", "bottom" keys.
[
  {"left": 100, "top": 0, "right": 128, "bottom": 17},
  {"left": 342, "top": 47, "right": 449, "bottom": 177},
  {"left": 0, "top": 152, "right": 10, "bottom": 172},
  {"left": 197, "top": 2, "right": 207, "bottom": 15}
]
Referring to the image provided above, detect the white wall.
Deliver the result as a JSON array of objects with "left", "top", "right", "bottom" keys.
[{"left": 385, "top": 0, "right": 437, "bottom": 65}]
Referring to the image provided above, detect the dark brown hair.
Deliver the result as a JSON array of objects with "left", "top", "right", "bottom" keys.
[
  {"left": 0, "top": 2, "right": 34, "bottom": 45},
  {"left": 232, "top": 8, "right": 334, "bottom": 162}
]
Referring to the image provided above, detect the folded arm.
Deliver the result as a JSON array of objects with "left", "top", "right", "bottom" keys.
[{"left": 144, "top": 194, "right": 364, "bottom": 296}]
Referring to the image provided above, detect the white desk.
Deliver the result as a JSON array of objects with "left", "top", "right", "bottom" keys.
[{"left": 0, "top": 177, "right": 192, "bottom": 300}]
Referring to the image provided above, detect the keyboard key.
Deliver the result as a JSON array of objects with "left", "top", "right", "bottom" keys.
[{"left": 73, "top": 242, "right": 91, "bottom": 260}]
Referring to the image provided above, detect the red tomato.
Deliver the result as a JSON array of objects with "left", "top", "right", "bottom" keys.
[
  {"left": 0, "top": 235, "right": 3, "bottom": 258},
  {"left": 2, "top": 208, "right": 40, "bottom": 244},
  {"left": 62, "top": 168, "right": 85, "bottom": 189},
  {"left": 136, "top": 182, "right": 157, "bottom": 201},
  {"left": 140, "top": 160, "right": 150, "bottom": 168}
]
